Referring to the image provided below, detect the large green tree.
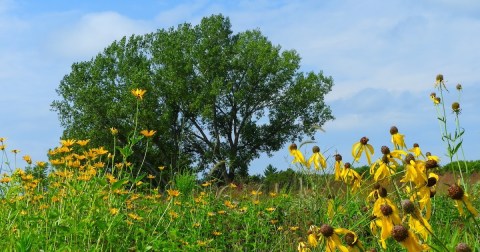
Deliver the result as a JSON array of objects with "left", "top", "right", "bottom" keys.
[{"left": 52, "top": 14, "right": 334, "bottom": 182}]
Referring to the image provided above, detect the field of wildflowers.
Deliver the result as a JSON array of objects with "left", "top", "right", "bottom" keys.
[{"left": 1, "top": 75, "right": 479, "bottom": 251}]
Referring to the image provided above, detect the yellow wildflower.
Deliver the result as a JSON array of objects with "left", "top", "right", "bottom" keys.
[
  {"left": 109, "top": 208, "right": 119, "bottom": 215},
  {"left": 448, "top": 183, "right": 478, "bottom": 217},
  {"left": 140, "top": 129, "right": 156, "bottom": 137},
  {"left": 289, "top": 143, "right": 307, "bottom": 166},
  {"left": 390, "top": 126, "right": 406, "bottom": 149},
  {"left": 110, "top": 127, "right": 118, "bottom": 135},
  {"left": 392, "top": 225, "right": 428, "bottom": 251},
  {"left": 307, "top": 146, "right": 326, "bottom": 170},
  {"left": 352, "top": 137, "right": 374, "bottom": 165},
  {"left": 131, "top": 88, "right": 146, "bottom": 100},
  {"left": 23, "top": 155, "right": 32, "bottom": 165}
]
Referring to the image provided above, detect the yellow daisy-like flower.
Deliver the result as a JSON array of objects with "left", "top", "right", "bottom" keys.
[
  {"left": 76, "top": 139, "right": 90, "bottom": 146},
  {"left": 166, "top": 189, "right": 180, "bottom": 197},
  {"left": 317, "top": 224, "right": 350, "bottom": 252},
  {"left": 390, "top": 126, "right": 406, "bottom": 150},
  {"left": 392, "top": 225, "right": 428, "bottom": 251},
  {"left": 140, "top": 129, "right": 156, "bottom": 137},
  {"left": 448, "top": 183, "right": 479, "bottom": 217},
  {"left": 109, "top": 208, "right": 119, "bottom": 215},
  {"left": 131, "top": 88, "right": 146, "bottom": 100},
  {"left": 373, "top": 197, "right": 402, "bottom": 246},
  {"left": 341, "top": 163, "right": 362, "bottom": 192},
  {"left": 401, "top": 199, "right": 432, "bottom": 240},
  {"left": 333, "top": 154, "right": 343, "bottom": 181},
  {"left": 298, "top": 240, "right": 311, "bottom": 252},
  {"left": 60, "top": 139, "right": 76, "bottom": 147},
  {"left": 307, "top": 146, "right": 326, "bottom": 170},
  {"left": 352, "top": 137, "right": 374, "bottom": 165},
  {"left": 408, "top": 143, "right": 424, "bottom": 158},
  {"left": 289, "top": 143, "right": 307, "bottom": 166},
  {"left": 343, "top": 231, "right": 364, "bottom": 252},
  {"left": 110, "top": 127, "right": 118, "bottom": 135},
  {"left": 23, "top": 155, "right": 32, "bottom": 165}
]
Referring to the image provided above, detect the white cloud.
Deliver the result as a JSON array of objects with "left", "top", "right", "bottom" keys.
[{"left": 49, "top": 11, "right": 154, "bottom": 59}]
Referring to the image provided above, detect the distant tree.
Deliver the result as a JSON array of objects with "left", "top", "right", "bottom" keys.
[
  {"left": 264, "top": 164, "right": 278, "bottom": 178},
  {"left": 51, "top": 14, "right": 334, "bottom": 183}
]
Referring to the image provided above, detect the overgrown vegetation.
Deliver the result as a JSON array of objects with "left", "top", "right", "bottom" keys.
[{"left": 2, "top": 44, "right": 479, "bottom": 252}]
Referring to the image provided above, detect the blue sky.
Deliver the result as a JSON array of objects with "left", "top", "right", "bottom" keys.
[{"left": 1, "top": 0, "right": 479, "bottom": 175}]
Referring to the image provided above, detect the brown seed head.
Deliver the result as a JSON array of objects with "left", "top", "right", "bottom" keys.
[
  {"left": 381, "top": 146, "right": 390, "bottom": 155},
  {"left": 382, "top": 154, "right": 390, "bottom": 164},
  {"left": 319, "top": 224, "right": 334, "bottom": 237},
  {"left": 373, "top": 183, "right": 381, "bottom": 190},
  {"left": 392, "top": 225, "right": 409, "bottom": 242},
  {"left": 427, "top": 176, "right": 437, "bottom": 187},
  {"left": 344, "top": 162, "right": 351, "bottom": 169},
  {"left": 455, "top": 243, "right": 472, "bottom": 252},
  {"left": 404, "top": 154, "right": 415, "bottom": 164},
  {"left": 380, "top": 204, "right": 393, "bottom": 216},
  {"left": 379, "top": 187, "right": 387, "bottom": 198},
  {"left": 413, "top": 143, "right": 419, "bottom": 148},
  {"left": 436, "top": 74, "right": 444, "bottom": 83},
  {"left": 289, "top": 143, "right": 298, "bottom": 151},
  {"left": 456, "top": 84, "right": 463, "bottom": 91},
  {"left": 426, "top": 152, "right": 432, "bottom": 157},
  {"left": 360, "top": 137, "right": 369, "bottom": 145},
  {"left": 312, "top": 146, "right": 320, "bottom": 153},
  {"left": 344, "top": 232, "right": 356, "bottom": 246},
  {"left": 335, "top": 154, "right": 343, "bottom": 162},
  {"left": 401, "top": 199, "right": 415, "bottom": 214},
  {"left": 430, "top": 92, "right": 437, "bottom": 98},
  {"left": 390, "top": 126, "right": 398, "bottom": 135},
  {"left": 426, "top": 159, "right": 439, "bottom": 169},
  {"left": 452, "top": 102, "right": 461, "bottom": 113},
  {"left": 448, "top": 184, "right": 464, "bottom": 200}
]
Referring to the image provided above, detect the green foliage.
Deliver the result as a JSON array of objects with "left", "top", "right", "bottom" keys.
[
  {"left": 442, "top": 160, "right": 480, "bottom": 173},
  {"left": 51, "top": 14, "right": 334, "bottom": 182}
]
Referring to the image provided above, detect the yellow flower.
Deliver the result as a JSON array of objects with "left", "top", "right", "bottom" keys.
[
  {"left": 343, "top": 231, "right": 364, "bottom": 252},
  {"left": 147, "top": 174, "right": 155, "bottom": 179},
  {"left": 0, "top": 145, "right": 6, "bottom": 150},
  {"left": 109, "top": 208, "right": 119, "bottom": 215},
  {"left": 60, "top": 139, "right": 76, "bottom": 147},
  {"left": 11, "top": 149, "right": 20, "bottom": 154},
  {"left": 76, "top": 139, "right": 90, "bottom": 146},
  {"left": 334, "top": 154, "right": 343, "bottom": 181},
  {"left": 448, "top": 183, "right": 479, "bottom": 217},
  {"left": 167, "top": 189, "right": 180, "bottom": 197},
  {"left": 401, "top": 199, "right": 432, "bottom": 240},
  {"left": 307, "top": 146, "right": 326, "bottom": 170},
  {"left": 131, "top": 88, "right": 146, "bottom": 100},
  {"left": 400, "top": 154, "right": 427, "bottom": 187},
  {"left": 351, "top": 137, "right": 374, "bottom": 165},
  {"left": 373, "top": 201, "right": 402, "bottom": 245},
  {"left": 140, "top": 129, "right": 156, "bottom": 137},
  {"left": 289, "top": 143, "right": 307, "bottom": 166},
  {"left": 408, "top": 143, "right": 424, "bottom": 158},
  {"left": 392, "top": 225, "right": 428, "bottom": 251},
  {"left": 23, "top": 155, "right": 32, "bottom": 165},
  {"left": 341, "top": 163, "right": 362, "bottom": 192},
  {"left": 317, "top": 224, "right": 350, "bottom": 252},
  {"left": 110, "top": 127, "right": 118, "bottom": 135},
  {"left": 212, "top": 231, "right": 222, "bottom": 236},
  {"left": 266, "top": 207, "right": 275, "bottom": 212},
  {"left": 0, "top": 137, "right": 5, "bottom": 143},
  {"left": 128, "top": 213, "right": 143, "bottom": 221},
  {"left": 390, "top": 126, "right": 406, "bottom": 150},
  {"left": 158, "top": 166, "right": 166, "bottom": 171},
  {"left": 298, "top": 240, "right": 311, "bottom": 252}
]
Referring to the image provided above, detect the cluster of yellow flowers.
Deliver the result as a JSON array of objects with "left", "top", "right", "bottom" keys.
[{"left": 291, "top": 123, "right": 478, "bottom": 251}]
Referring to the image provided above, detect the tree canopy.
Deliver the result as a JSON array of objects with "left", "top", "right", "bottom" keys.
[{"left": 51, "top": 14, "right": 334, "bottom": 183}]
